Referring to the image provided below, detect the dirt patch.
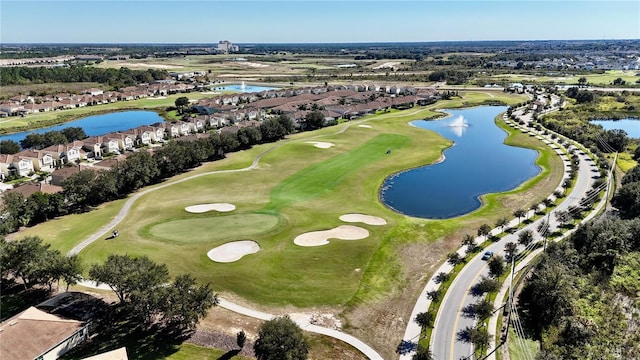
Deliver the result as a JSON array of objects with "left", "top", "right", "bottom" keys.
[
  {"left": 341, "top": 237, "right": 455, "bottom": 360},
  {"left": 188, "top": 331, "right": 256, "bottom": 357}
]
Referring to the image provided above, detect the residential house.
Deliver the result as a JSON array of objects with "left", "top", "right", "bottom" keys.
[
  {"left": 4, "top": 182, "right": 63, "bottom": 197},
  {"left": 0, "top": 154, "right": 35, "bottom": 178},
  {"left": 50, "top": 165, "right": 82, "bottom": 186},
  {"left": 14, "top": 150, "right": 55, "bottom": 172},
  {"left": 0, "top": 306, "right": 89, "bottom": 360}
]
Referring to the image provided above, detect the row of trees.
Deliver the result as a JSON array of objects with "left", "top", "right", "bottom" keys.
[
  {"left": 0, "top": 115, "right": 297, "bottom": 234},
  {"left": 517, "top": 164, "right": 640, "bottom": 359},
  {"left": 0, "top": 236, "right": 82, "bottom": 291},
  {"left": 0, "top": 65, "right": 168, "bottom": 87},
  {"left": 89, "top": 254, "right": 216, "bottom": 330},
  {"left": 1, "top": 127, "right": 88, "bottom": 154}
]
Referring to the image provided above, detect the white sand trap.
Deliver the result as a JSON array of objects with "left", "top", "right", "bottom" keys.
[
  {"left": 358, "top": 124, "right": 372, "bottom": 128},
  {"left": 294, "top": 225, "right": 369, "bottom": 247},
  {"left": 339, "top": 213, "right": 387, "bottom": 226},
  {"left": 185, "top": 203, "right": 236, "bottom": 213},
  {"left": 306, "top": 141, "right": 335, "bottom": 149},
  {"left": 208, "top": 240, "right": 260, "bottom": 263}
]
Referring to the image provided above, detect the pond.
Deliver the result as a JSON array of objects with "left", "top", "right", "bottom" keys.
[
  {"left": 212, "top": 83, "right": 279, "bottom": 93},
  {"left": 380, "top": 106, "right": 541, "bottom": 219},
  {"left": 0, "top": 111, "right": 166, "bottom": 146},
  {"left": 591, "top": 118, "right": 640, "bottom": 138}
]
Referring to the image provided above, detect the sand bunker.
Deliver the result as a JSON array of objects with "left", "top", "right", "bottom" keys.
[
  {"left": 185, "top": 203, "right": 236, "bottom": 213},
  {"left": 294, "top": 225, "right": 369, "bottom": 247},
  {"left": 339, "top": 214, "right": 387, "bottom": 226},
  {"left": 306, "top": 141, "right": 335, "bottom": 149},
  {"left": 358, "top": 124, "right": 372, "bottom": 128},
  {"left": 207, "top": 240, "right": 260, "bottom": 263}
]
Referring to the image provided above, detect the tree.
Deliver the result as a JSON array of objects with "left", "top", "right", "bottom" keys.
[
  {"left": 304, "top": 110, "right": 325, "bottom": 130},
  {"left": 504, "top": 241, "right": 518, "bottom": 262},
  {"left": 254, "top": 315, "right": 309, "bottom": 360},
  {"left": 60, "top": 127, "right": 87, "bottom": 142},
  {"left": 518, "top": 262, "right": 575, "bottom": 337},
  {"left": 259, "top": 118, "right": 286, "bottom": 142},
  {"left": 518, "top": 229, "right": 535, "bottom": 247},
  {"left": 577, "top": 77, "right": 587, "bottom": 86},
  {"left": 415, "top": 311, "right": 435, "bottom": 329},
  {"left": 89, "top": 254, "right": 170, "bottom": 303},
  {"left": 555, "top": 210, "right": 573, "bottom": 227},
  {"left": 514, "top": 208, "right": 526, "bottom": 224},
  {"left": 477, "top": 224, "right": 492, "bottom": 240},
  {"left": 161, "top": 274, "right": 218, "bottom": 330},
  {"left": 462, "top": 234, "right": 476, "bottom": 254},
  {"left": 62, "top": 169, "right": 99, "bottom": 208},
  {"left": 472, "top": 299, "right": 494, "bottom": 320},
  {"left": 496, "top": 217, "right": 509, "bottom": 232},
  {"left": 0, "top": 236, "right": 76, "bottom": 290},
  {"left": 175, "top": 96, "right": 190, "bottom": 114},
  {"left": 447, "top": 252, "right": 462, "bottom": 266},
  {"left": 475, "top": 276, "right": 501, "bottom": 294},
  {"left": 276, "top": 114, "right": 295, "bottom": 135},
  {"left": 537, "top": 219, "right": 550, "bottom": 239},
  {"left": 236, "top": 126, "right": 262, "bottom": 149},
  {"left": 634, "top": 147, "right": 640, "bottom": 162},
  {"left": 412, "top": 346, "right": 433, "bottom": 360},
  {"left": 0, "top": 140, "right": 20, "bottom": 154},
  {"left": 426, "top": 289, "right": 442, "bottom": 302}
]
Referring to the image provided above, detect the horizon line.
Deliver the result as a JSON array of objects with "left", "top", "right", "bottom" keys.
[{"left": 2, "top": 38, "right": 638, "bottom": 46}]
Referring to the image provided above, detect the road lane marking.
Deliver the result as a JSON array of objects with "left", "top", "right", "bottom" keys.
[{"left": 449, "top": 262, "right": 489, "bottom": 359}]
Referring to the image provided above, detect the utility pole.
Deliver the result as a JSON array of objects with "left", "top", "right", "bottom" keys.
[{"left": 504, "top": 254, "right": 516, "bottom": 343}]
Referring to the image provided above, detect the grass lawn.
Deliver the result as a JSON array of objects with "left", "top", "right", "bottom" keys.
[
  {"left": 166, "top": 344, "right": 252, "bottom": 360},
  {"left": 488, "top": 70, "right": 640, "bottom": 86},
  {"left": 14, "top": 91, "right": 563, "bottom": 359},
  {"left": 507, "top": 328, "right": 539, "bottom": 360}
]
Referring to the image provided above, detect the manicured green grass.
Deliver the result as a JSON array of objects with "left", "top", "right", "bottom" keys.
[
  {"left": 19, "top": 92, "right": 559, "bottom": 311},
  {"left": 166, "top": 344, "right": 252, "bottom": 360},
  {"left": 147, "top": 214, "right": 280, "bottom": 244},
  {"left": 488, "top": 70, "right": 639, "bottom": 86},
  {"left": 265, "top": 134, "right": 410, "bottom": 211}
]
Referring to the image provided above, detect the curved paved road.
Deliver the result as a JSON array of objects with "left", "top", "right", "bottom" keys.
[{"left": 429, "top": 110, "right": 599, "bottom": 359}]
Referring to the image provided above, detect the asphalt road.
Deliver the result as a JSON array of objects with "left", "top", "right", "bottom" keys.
[{"left": 430, "top": 111, "right": 599, "bottom": 359}]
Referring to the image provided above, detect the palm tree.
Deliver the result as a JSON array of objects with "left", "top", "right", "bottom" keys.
[
  {"left": 495, "top": 217, "right": 509, "bottom": 232},
  {"left": 530, "top": 203, "right": 540, "bottom": 215},
  {"left": 462, "top": 234, "right": 476, "bottom": 253},
  {"left": 477, "top": 224, "right": 492, "bottom": 240},
  {"left": 414, "top": 311, "right": 435, "bottom": 330},
  {"left": 513, "top": 208, "right": 526, "bottom": 224},
  {"left": 518, "top": 229, "right": 534, "bottom": 247}
]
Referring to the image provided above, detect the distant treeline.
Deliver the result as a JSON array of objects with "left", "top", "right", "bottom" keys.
[{"left": 0, "top": 65, "right": 168, "bottom": 88}]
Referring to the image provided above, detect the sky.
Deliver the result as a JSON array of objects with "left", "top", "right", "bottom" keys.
[{"left": 1, "top": 0, "right": 639, "bottom": 44}]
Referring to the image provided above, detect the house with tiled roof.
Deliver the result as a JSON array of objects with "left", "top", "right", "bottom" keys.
[
  {"left": 0, "top": 306, "right": 88, "bottom": 360},
  {"left": 14, "top": 149, "right": 55, "bottom": 172},
  {"left": 0, "top": 153, "right": 35, "bottom": 178},
  {"left": 4, "top": 182, "right": 63, "bottom": 197}
]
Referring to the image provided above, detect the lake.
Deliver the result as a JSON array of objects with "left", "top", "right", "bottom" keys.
[
  {"left": 380, "top": 106, "right": 541, "bottom": 219},
  {"left": 0, "top": 111, "right": 166, "bottom": 146},
  {"left": 591, "top": 118, "right": 640, "bottom": 138},
  {"left": 212, "top": 84, "right": 279, "bottom": 93}
]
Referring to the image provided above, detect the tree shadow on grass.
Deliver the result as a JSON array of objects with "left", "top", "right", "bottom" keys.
[
  {"left": 63, "top": 306, "right": 193, "bottom": 360},
  {"left": 217, "top": 349, "right": 241, "bottom": 360}
]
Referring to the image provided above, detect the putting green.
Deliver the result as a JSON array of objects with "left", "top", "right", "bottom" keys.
[{"left": 148, "top": 214, "right": 279, "bottom": 244}]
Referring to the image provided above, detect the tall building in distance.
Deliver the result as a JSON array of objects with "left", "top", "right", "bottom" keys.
[{"left": 216, "top": 40, "right": 239, "bottom": 54}]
